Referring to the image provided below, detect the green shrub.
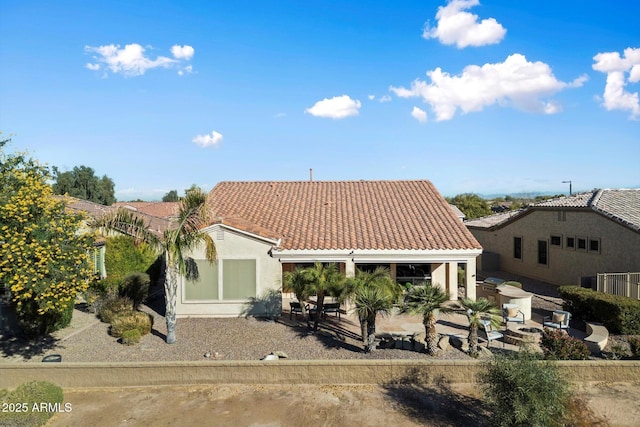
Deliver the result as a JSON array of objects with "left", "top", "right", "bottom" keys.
[
  {"left": 628, "top": 336, "right": 640, "bottom": 358},
  {"left": 0, "top": 381, "right": 64, "bottom": 427},
  {"left": 15, "top": 299, "right": 75, "bottom": 337},
  {"left": 503, "top": 281, "right": 522, "bottom": 289},
  {"left": 478, "top": 350, "right": 570, "bottom": 427},
  {"left": 96, "top": 295, "right": 134, "bottom": 324},
  {"left": 121, "top": 328, "right": 141, "bottom": 345},
  {"left": 118, "top": 272, "right": 151, "bottom": 309},
  {"left": 110, "top": 311, "right": 153, "bottom": 338},
  {"left": 558, "top": 286, "right": 640, "bottom": 334},
  {"left": 541, "top": 328, "right": 590, "bottom": 360},
  {"left": 103, "top": 235, "right": 158, "bottom": 292}
]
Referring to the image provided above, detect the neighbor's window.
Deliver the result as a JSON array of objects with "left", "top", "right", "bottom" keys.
[
  {"left": 577, "top": 237, "right": 587, "bottom": 251},
  {"left": 566, "top": 236, "right": 575, "bottom": 249},
  {"left": 550, "top": 235, "right": 562, "bottom": 247},
  {"left": 589, "top": 238, "right": 600, "bottom": 253},
  {"left": 537, "top": 240, "right": 548, "bottom": 265},
  {"left": 184, "top": 260, "right": 219, "bottom": 300},
  {"left": 222, "top": 259, "right": 256, "bottom": 300},
  {"left": 513, "top": 236, "right": 522, "bottom": 260}
]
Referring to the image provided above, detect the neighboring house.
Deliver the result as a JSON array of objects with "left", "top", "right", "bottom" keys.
[
  {"left": 112, "top": 201, "right": 180, "bottom": 220},
  {"left": 449, "top": 204, "right": 466, "bottom": 221},
  {"left": 466, "top": 189, "right": 640, "bottom": 286},
  {"left": 177, "top": 180, "right": 483, "bottom": 318}
]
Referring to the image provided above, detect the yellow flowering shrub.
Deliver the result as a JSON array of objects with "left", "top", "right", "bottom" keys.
[{"left": 0, "top": 140, "right": 95, "bottom": 336}]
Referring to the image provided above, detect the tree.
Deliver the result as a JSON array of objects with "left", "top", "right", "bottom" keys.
[
  {"left": 478, "top": 350, "right": 570, "bottom": 427},
  {"left": 446, "top": 193, "right": 491, "bottom": 219},
  {"left": 459, "top": 297, "right": 501, "bottom": 355},
  {"left": 343, "top": 267, "right": 402, "bottom": 347},
  {"left": 0, "top": 138, "right": 95, "bottom": 336},
  {"left": 403, "top": 284, "right": 453, "bottom": 355},
  {"left": 162, "top": 190, "right": 180, "bottom": 202},
  {"left": 301, "top": 263, "right": 345, "bottom": 331},
  {"left": 91, "top": 188, "right": 217, "bottom": 343},
  {"left": 52, "top": 165, "right": 116, "bottom": 205}
]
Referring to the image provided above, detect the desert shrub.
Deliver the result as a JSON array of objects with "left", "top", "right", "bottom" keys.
[
  {"left": 503, "top": 281, "right": 522, "bottom": 289},
  {"left": 541, "top": 328, "right": 590, "bottom": 360},
  {"left": 628, "top": 336, "right": 640, "bottom": 358},
  {"left": 14, "top": 299, "right": 75, "bottom": 338},
  {"left": 110, "top": 311, "right": 153, "bottom": 338},
  {"left": 478, "top": 350, "right": 570, "bottom": 427},
  {"left": 121, "top": 329, "right": 141, "bottom": 345},
  {"left": 558, "top": 286, "right": 640, "bottom": 334},
  {"left": 96, "top": 295, "right": 134, "bottom": 324},
  {"left": 118, "top": 272, "right": 150, "bottom": 309},
  {"left": 103, "top": 235, "right": 158, "bottom": 292},
  {"left": 0, "top": 381, "right": 63, "bottom": 427}
]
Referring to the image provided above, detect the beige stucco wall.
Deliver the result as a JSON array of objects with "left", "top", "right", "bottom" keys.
[
  {"left": 1, "top": 360, "right": 639, "bottom": 389},
  {"left": 176, "top": 225, "right": 282, "bottom": 317},
  {"left": 470, "top": 210, "right": 640, "bottom": 286}
]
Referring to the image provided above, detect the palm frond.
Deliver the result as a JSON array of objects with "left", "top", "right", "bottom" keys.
[{"left": 91, "top": 209, "right": 161, "bottom": 250}]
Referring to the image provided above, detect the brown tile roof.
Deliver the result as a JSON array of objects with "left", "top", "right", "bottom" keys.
[
  {"left": 207, "top": 180, "right": 482, "bottom": 251},
  {"left": 112, "top": 202, "right": 180, "bottom": 219},
  {"left": 466, "top": 189, "right": 640, "bottom": 232}
]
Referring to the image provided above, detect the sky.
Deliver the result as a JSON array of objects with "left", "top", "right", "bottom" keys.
[{"left": 1, "top": 0, "right": 639, "bottom": 201}]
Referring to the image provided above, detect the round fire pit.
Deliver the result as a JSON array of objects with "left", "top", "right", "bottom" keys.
[{"left": 504, "top": 327, "right": 543, "bottom": 345}]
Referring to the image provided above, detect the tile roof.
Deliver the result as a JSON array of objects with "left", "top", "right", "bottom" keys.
[
  {"left": 465, "top": 209, "right": 525, "bottom": 228},
  {"left": 112, "top": 201, "right": 180, "bottom": 219},
  {"left": 466, "top": 189, "right": 640, "bottom": 232},
  {"left": 207, "top": 180, "right": 482, "bottom": 251}
]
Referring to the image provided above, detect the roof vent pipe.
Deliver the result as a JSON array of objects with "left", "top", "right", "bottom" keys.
[{"left": 310, "top": 168, "right": 313, "bottom": 182}]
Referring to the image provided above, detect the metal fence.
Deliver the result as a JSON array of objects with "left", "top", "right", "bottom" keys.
[{"left": 597, "top": 272, "right": 640, "bottom": 300}]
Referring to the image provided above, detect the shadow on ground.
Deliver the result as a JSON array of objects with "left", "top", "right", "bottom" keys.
[
  {"left": 383, "top": 369, "right": 490, "bottom": 427},
  {"left": 0, "top": 334, "right": 60, "bottom": 361}
]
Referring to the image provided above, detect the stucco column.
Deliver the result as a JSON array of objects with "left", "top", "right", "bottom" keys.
[
  {"left": 465, "top": 257, "right": 477, "bottom": 300},
  {"left": 345, "top": 258, "right": 355, "bottom": 278},
  {"left": 390, "top": 263, "right": 397, "bottom": 281},
  {"left": 430, "top": 263, "right": 446, "bottom": 291},
  {"left": 447, "top": 262, "right": 458, "bottom": 301}
]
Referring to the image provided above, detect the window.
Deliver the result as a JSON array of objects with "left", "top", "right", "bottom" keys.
[
  {"left": 550, "top": 235, "right": 562, "bottom": 247},
  {"left": 557, "top": 211, "right": 566, "bottom": 221},
  {"left": 396, "top": 263, "right": 431, "bottom": 285},
  {"left": 577, "top": 237, "right": 587, "bottom": 251},
  {"left": 537, "top": 240, "right": 548, "bottom": 265},
  {"left": 589, "top": 238, "right": 600, "bottom": 253},
  {"left": 184, "top": 260, "right": 219, "bottom": 300},
  {"left": 566, "top": 236, "right": 575, "bottom": 249},
  {"left": 356, "top": 263, "right": 390, "bottom": 274},
  {"left": 222, "top": 259, "right": 256, "bottom": 300},
  {"left": 513, "top": 236, "right": 522, "bottom": 260}
]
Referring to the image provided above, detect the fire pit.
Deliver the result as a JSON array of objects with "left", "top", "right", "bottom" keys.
[{"left": 504, "top": 327, "right": 543, "bottom": 345}]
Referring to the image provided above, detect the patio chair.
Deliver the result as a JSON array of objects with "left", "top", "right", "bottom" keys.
[
  {"left": 322, "top": 302, "right": 341, "bottom": 320},
  {"left": 479, "top": 319, "right": 504, "bottom": 348},
  {"left": 289, "top": 301, "right": 309, "bottom": 320},
  {"left": 543, "top": 310, "right": 571, "bottom": 329},
  {"left": 502, "top": 303, "right": 525, "bottom": 326}
]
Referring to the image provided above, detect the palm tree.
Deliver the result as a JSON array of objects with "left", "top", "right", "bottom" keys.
[
  {"left": 92, "top": 188, "right": 217, "bottom": 344},
  {"left": 403, "top": 283, "right": 453, "bottom": 355},
  {"left": 343, "top": 267, "right": 403, "bottom": 343},
  {"left": 301, "top": 262, "right": 345, "bottom": 331},
  {"left": 283, "top": 267, "right": 311, "bottom": 318},
  {"left": 460, "top": 297, "right": 502, "bottom": 355},
  {"left": 353, "top": 286, "right": 396, "bottom": 352}
]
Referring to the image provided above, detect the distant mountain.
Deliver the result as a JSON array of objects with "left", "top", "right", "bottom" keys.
[{"left": 479, "top": 191, "right": 566, "bottom": 200}]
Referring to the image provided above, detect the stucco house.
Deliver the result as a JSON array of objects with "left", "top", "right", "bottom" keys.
[
  {"left": 465, "top": 189, "right": 640, "bottom": 286},
  {"left": 176, "top": 180, "right": 483, "bottom": 318}
]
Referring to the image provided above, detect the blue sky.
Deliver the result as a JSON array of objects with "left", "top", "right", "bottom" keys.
[{"left": 1, "top": 0, "right": 638, "bottom": 201}]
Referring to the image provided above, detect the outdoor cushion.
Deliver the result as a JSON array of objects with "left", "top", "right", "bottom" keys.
[
  {"left": 552, "top": 312, "right": 566, "bottom": 324},
  {"left": 507, "top": 307, "right": 518, "bottom": 318}
]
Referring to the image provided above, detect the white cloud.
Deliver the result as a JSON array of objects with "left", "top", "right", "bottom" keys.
[
  {"left": 593, "top": 47, "right": 640, "bottom": 119},
  {"left": 305, "top": 95, "right": 361, "bottom": 119},
  {"left": 273, "top": 112, "right": 287, "bottom": 118},
  {"left": 368, "top": 94, "right": 375, "bottom": 100},
  {"left": 423, "top": 0, "right": 506, "bottom": 48},
  {"left": 171, "top": 45, "right": 195, "bottom": 60},
  {"left": 411, "top": 106, "right": 428, "bottom": 123},
  {"left": 85, "top": 43, "right": 194, "bottom": 77},
  {"left": 390, "top": 53, "right": 585, "bottom": 121},
  {"left": 379, "top": 95, "right": 392, "bottom": 103},
  {"left": 192, "top": 131, "right": 223, "bottom": 148},
  {"left": 178, "top": 65, "right": 193, "bottom": 76}
]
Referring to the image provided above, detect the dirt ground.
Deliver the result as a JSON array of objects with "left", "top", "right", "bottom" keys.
[{"left": 44, "top": 382, "right": 640, "bottom": 427}]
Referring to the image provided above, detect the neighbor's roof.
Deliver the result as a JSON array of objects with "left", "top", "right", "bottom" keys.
[
  {"left": 466, "top": 189, "right": 640, "bottom": 232},
  {"left": 207, "top": 180, "right": 482, "bottom": 251},
  {"left": 112, "top": 201, "right": 180, "bottom": 219}
]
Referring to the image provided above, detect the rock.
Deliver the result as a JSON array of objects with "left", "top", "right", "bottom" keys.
[
  {"left": 438, "top": 335, "right": 450, "bottom": 351},
  {"left": 450, "top": 335, "right": 469, "bottom": 352},
  {"left": 273, "top": 351, "right": 289, "bottom": 359},
  {"left": 204, "top": 352, "right": 211, "bottom": 358},
  {"left": 261, "top": 353, "right": 279, "bottom": 361}
]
